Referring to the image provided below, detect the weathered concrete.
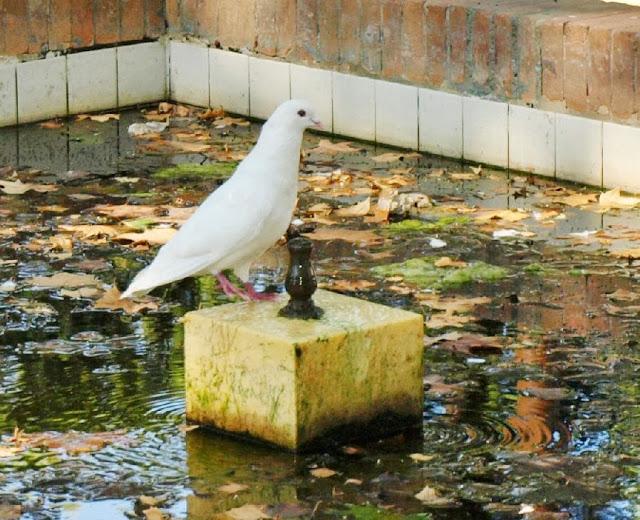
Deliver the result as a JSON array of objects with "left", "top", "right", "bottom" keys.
[{"left": 183, "top": 290, "right": 424, "bottom": 451}]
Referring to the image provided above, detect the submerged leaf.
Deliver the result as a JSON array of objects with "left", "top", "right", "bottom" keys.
[{"left": 95, "top": 287, "right": 159, "bottom": 314}]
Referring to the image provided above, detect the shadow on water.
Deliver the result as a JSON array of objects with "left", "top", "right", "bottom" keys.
[{"left": 0, "top": 111, "right": 639, "bottom": 519}]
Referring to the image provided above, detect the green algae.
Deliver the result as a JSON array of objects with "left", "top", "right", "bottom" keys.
[
  {"left": 338, "top": 504, "right": 432, "bottom": 520},
  {"left": 153, "top": 162, "right": 237, "bottom": 179},
  {"left": 123, "top": 217, "right": 156, "bottom": 231},
  {"left": 372, "top": 257, "right": 508, "bottom": 290},
  {"left": 385, "top": 216, "right": 470, "bottom": 234}
]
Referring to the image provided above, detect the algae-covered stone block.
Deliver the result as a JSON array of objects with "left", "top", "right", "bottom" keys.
[{"left": 183, "top": 290, "right": 424, "bottom": 451}]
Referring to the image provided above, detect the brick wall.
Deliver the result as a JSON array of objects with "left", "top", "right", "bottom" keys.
[
  {"left": 0, "top": 0, "right": 164, "bottom": 56},
  {"left": 166, "top": 0, "right": 640, "bottom": 125}
]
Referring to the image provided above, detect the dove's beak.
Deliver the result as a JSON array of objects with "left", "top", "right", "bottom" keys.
[{"left": 311, "top": 118, "right": 323, "bottom": 129}]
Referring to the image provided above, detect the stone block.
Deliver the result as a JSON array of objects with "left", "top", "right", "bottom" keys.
[
  {"left": 117, "top": 41, "right": 166, "bottom": 107},
  {"left": 509, "top": 104, "right": 555, "bottom": 176},
  {"left": 210, "top": 49, "right": 250, "bottom": 115},
  {"left": 463, "top": 96, "right": 508, "bottom": 167},
  {"left": 184, "top": 290, "right": 423, "bottom": 451},
  {"left": 333, "top": 71, "right": 375, "bottom": 141},
  {"left": 556, "top": 112, "right": 603, "bottom": 186},
  {"left": 603, "top": 121, "right": 640, "bottom": 192},
  {"left": 170, "top": 41, "right": 210, "bottom": 107},
  {"left": 248, "top": 57, "right": 290, "bottom": 119},
  {"left": 17, "top": 57, "right": 67, "bottom": 124},
  {"left": 418, "top": 88, "right": 462, "bottom": 158},
  {"left": 375, "top": 79, "right": 418, "bottom": 149},
  {"left": 67, "top": 48, "right": 117, "bottom": 114}
]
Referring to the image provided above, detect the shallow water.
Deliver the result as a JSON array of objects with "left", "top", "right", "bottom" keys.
[{"left": 0, "top": 110, "right": 640, "bottom": 519}]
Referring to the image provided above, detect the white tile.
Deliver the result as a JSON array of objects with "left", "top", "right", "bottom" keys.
[
  {"left": 118, "top": 42, "right": 166, "bottom": 107},
  {"left": 556, "top": 113, "right": 602, "bottom": 186},
  {"left": 249, "top": 57, "right": 290, "bottom": 120},
  {"left": 603, "top": 122, "right": 640, "bottom": 193},
  {"left": 462, "top": 96, "right": 508, "bottom": 167},
  {"left": 418, "top": 88, "right": 462, "bottom": 158},
  {"left": 170, "top": 41, "right": 209, "bottom": 107},
  {"left": 290, "top": 63, "right": 333, "bottom": 132},
  {"left": 332, "top": 72, "right": 375, "bottom": 141},
  {"left": 508, "top": 104, "right": 555, "bottom": 176},
  {"left": 210, "top": 48, "right": 249, "bottom": 115},
  {"left": 67, "top": 48, "right": 117, "bottom": 114},
  {"left": 0, "top": 64, "right": 16, "bottom": 127},
  {"left": 17, "top": 57, "right": 67, "bottom": 124},
  {"left": 375, "top": 80, "right": 418, "bottom": 149}
]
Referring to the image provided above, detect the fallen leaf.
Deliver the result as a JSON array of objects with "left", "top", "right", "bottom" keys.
[
  {"left": 558, "top": 192, "right": 598, "bottom": 207},
  {"left": 37, "top": 204, "right": 69, "bottom": 213},
  {"left": 59, "top": 224, "right": 122, "bottom": 240},
  {"left": 0, "top": 446, "right": 22, "bottom": 457},
  {"left": 410, "top": 453, "right": 435, "bottom": 462},
  {"left": 198, "top": 107, "right": 225, "bottom": 120},
  {"left": 115, "top": 227, "right": 177, "bottom": 246},
  {"left": 345, "top": 478, "right": 363, "bottom": 485},
  {"left": 306, "top": 227, "right": 384, "bottom": 246},
  {"left": 522, "top": 387, "right": 572, "bottom": 400},
  {"left": 39, "top": 119, "right": 64, "bottom": 129},
  {"left": 143, "top": 507, "right": 169, "bottom": 520},
  {"left": 307, "top": 139, "right": 363, "bottom": 155},
  {"left": 310, "top": 468, "right": 337, "bottom": 478},
  {"left": 449, "top": 172, "right": 479, "bottom": 181},
  {"left": 366, "top": 187, "right": 396, "bottom": 223},
  {"left": 598, "top": 187, "right": 640, "bottom": 209},
  {"left": 218, "top": 504, "right": 271, "bottom": 520},
  {"left": 321, "top": 279, "right": 376, "bottom": 292},
  {"left": 11, "top": 430, "right": 131, "bottom": 455},
  {"left": 95, "top": 287, "right": 159, "bottom": 314},
  {"left": 214, "top": 116, "right": 251, "bottom": 128},
  {"left": 60, "top": 287, "right": 102, "bottom": 299},
  {"left": 77, "top": 113, "right": 120, "bottom": 123},
  {"left": 607, "top": 289, "right": 640, "bottom": 302},
  {"left": 334, "top": 197, "right": 371, "bottom": 217},
  {"left": 92, "top": 204, "right": 160, "bottom": 219},
  {"left": 0, "top": 179, "right": 57, "bottom": 195},
  {"left": 435, "top": 335, "right": 502, "bottom": 355},
  {"left": 414, "top": 485, "right": 452, "bottom": 505},
  {"left": 475, "top": 209, "right": 530, "bottom": 223},
  {"left": 434, "top": 257, "right": 467, "bottom": 268},
  {"left": 612, "top": 248, "right": 640, "bottom": 259},
  {"left": 27, "top": 272, "right": 101, "bottom": 289},
  {"left": 49, "top": 234, "right": 73, "bottom": 252},
  {"left": 218, "top": 483, "right": 250, "bottom": 494}
]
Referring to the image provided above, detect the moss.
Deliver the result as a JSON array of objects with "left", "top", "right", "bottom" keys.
[
  {"left": 153, "top": 162, "right": 237, "bottom": 179},
  {"left": 338, "top": 504, "right": 432, "bottom": 520},
  {"left": 372, "top": 257, "right": 507, "bottom": 290},
  {"left": 523, "top": 262, "right": 558, "bottom": 276},
  {"left": 386, "top": 216, "right": 470, "bottom": 234},
  {"left": 123, "top": 217, "right": 156, "bottom": 231}
]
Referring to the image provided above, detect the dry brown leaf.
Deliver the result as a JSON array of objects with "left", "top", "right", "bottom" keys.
[
  {"left": 307, "top": 139, "right": 363, "bottom": 155},
  {"left": 599, "top": 187, "right": 640, "bottom": 209},
  {"left": 59, "top": 224, "right": 122, "bottom": 240},
  {"left": 306, "top": 202, "right": 333, "bottom": 216},
  {"left": 96, "top": 204, "right": 163, "bottom": 219},
  {"left": 39, "top": 119, "right": 64, "bottom": 129},
  {"left": 321, "top": 279, "right": 376, "bottom": 292},
  {"left": 115, "top": 227, "right": 176, "bottom": 246},
  {"left": 305, "top": 227, "right": 384, "bottom": 246},
  {"left": 198, "top": 107, "right": 225, "bottom": 120},
  {"left": 345, "top": 478, "right": 363, "bottom": 485},
  {"left": 143, "top": 507, "right": 170, "bottom": 520},
  {"left": 28, "top": 272, "right": 101, "bottom": 289},
  {"left": 410, "top": 453, "right": 435, "bottom": 462},
  {"left": 414, "top": 485, "right": 452, "bottom": 505},
  {"left": 13, "top": 430, "right": 131, "bottom": 455},
  {"left": 218, "top": 483, "right": 250, "bottom": 494},
  {"left": 49, "top": 234, "right": 73, "bottom": 252},
  {"left": 95, "top": 287, "right": 159, "bottom": 314},
  {"left": 60, "top": 287, "right": 102, "bottom": 299},
  {"left": 366, "top": 188, "right": 396, "bottom": 223},
  {"left": 607, "top": 288, "right": 640, "bottom": 302},
  {"left": 218, "top": 504, "right": 271, "bottom": 520},
  {"left": 558, "top": 192, "right": 598, "bottom": 207},
  {"left": 77, "top": 113, "right": 120, "bottom": 123},
  {"left": 371, "top": 151, "right": 421, "bottom": 163},
  {"left": 214, "top": 116, "right": 251, "bottom": 128},
  {"left": 434, "top": 257, "right": 467, "bottom": 268},
  {"left": 0, "top": 179, "right": 57, "bottom": 195},
  {"left": 436, "top": 335, "right": 502, "bottom": 355},
  {"left": 449, "top": 172, "right": 479, "bottom": 181},
  {"left": 37, "top": 204, "right": 69, "bottom": 213},
  {"left": 474, "top": 209, "right": 529, "bottom": 223},
  {"left": 310, "top": 467, "right": 337, "bottom": 478},
  {"left": 612, "top": 248, "right": 640, "bottom": 259},
  {"left": 334, "top": 197, "right": 371, "bottom": 217}
]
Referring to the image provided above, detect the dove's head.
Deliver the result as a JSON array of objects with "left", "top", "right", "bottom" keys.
[{"left": 266, "top": 99, "right": 322, "bottom": 132}]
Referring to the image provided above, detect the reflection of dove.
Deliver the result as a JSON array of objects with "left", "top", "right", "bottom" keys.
[{"left": 122, "top": 100, "right": 321, "bottom": 301}]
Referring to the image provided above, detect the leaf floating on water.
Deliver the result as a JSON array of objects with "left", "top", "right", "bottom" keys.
[
  {"left": 60, "top": 287, "right": 102, "bottom": 299},
  {"left": 8, "top": 429, "right": 133, "bottom": 455},
  {"left": 612, "top": 248, "right": 640, "bottom": 259},
  {"left": 607, "top": 288, "right": 640, "bottom": 302},
  {"left": 214, "top": 116, "right": 251, "bottom": 128},
  {"left": 218, "top": 483, "right": 250, "bottom": 494},
  {"left": 217, "top": 504, "right": 272, "bottom": 520},
  {"left": 305, "top": 227, "right": 384, "bottom": 246},
  {"left": 76, "top": 113, "right": 120, "bottom": 123},
  {"left": 557, "top": 192, "right": 598, "bottom": 207},
  {"left": 143, "top": 507, "right": 171, "bottom": 520},
  {"left": 475, "top": 209, "right": 530, "bottom": 223},
  {"left": 310, "top": 467, "right": 337, "bottom": 478},
  {"left": 320, "top": 279, "right": 376, "bottom": 292},
  {"left": 0, "top": 179, "right": 57, "bottom": 195},
  {"left": 598, "top": 187, "right": 640, "bottom": 209},
  {"left": 95, "top": 287, "right": 159, "bottom": 314},
  {"left": 414, "top": 484, "right": 453, "bottom": 506},
  {"left": 27, "top": 272, "right": 102, "bottom": 289},
  {"left": 115, "top": 227, "right": 177, "bottom": 246},
  {"left": 344, "top": 478, "right": 363, "bottom": 485},
  {"left": 435, "top": 335, "right": 503, "bottom": 355},
  {"left": 39, "top": 119, "right": 64, "bottom": 129},
  {"left": 434, "top": 257, "right": 467, "bottom": 268},
  {"left": 522, "top": 387, "right": 572, "bottom": 401},
  {"left": 334, "top": 197, "right": 371, "bottom": 217},
  {"left": 409, "top": 453, "right": 435, "bottom": 462}
]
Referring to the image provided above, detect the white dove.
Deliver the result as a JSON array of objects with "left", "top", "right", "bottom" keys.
[{"left": 122, "top": 99, "right": 321, "bottom": 301}]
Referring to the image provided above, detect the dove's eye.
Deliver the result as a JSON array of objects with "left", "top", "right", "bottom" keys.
[{"left": 297, "top": 109, "right": 306, "bottom": 117}]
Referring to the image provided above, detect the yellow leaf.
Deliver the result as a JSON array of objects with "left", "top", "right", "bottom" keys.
[
  {"left": 414, "top": 485, "right": 452, "bottom": 505},
  {"left": 474, "top": 209, "right": 529, "bottom": 222},
  {"left": 310, "top": 467, "right": 337, "bottom": 478},
  {"left": 434, "top": 256, "right": 467, "bottom": 268},
  {"left": 305, "top": 227, "right": 384, "bottom": 246},
  {"left": 334, "top": 197, "right": 371, "bottom": 217},
  {"left": 371, "top": 152, "right": 421, "bottom": 163},
  {"left": 321, "top": 279, "right": 376, "bottom": 292},
  {"left": 49, "top": 234, "right": 73, "bottom": 252},
  {"left": 598, "top": 187, "right": 640, "bottom": 209},
  {"left": 0, "top": 179, "right": 57, "bottom": 195},
  {"left": 558, "top": 192, "right": 598, "bottom": 207},
  {"left": 27, "top": 272, "right": 101, "bottom": 288},
  {"left": 60, "top": 287, "right": 102, "bottom": 299},
  {"left": 307, "top": 139, "right": 363, "bottom": 155},
  {"left": 612, "top": 248, "right": 640, "bottom": 259},
  {"left": 409, "top": 453, "right": 435, "bottom": 462},
  {"left": 115, "top": 227, "right": 177, "bottom": 246}
]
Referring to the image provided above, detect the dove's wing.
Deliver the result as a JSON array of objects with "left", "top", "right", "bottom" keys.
[{"left": 122, "top": 177, "right": 269, "bottom": 297}]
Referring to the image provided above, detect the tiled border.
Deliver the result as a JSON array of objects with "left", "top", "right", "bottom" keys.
[{"left": 2, "top": 39, "right": 640, "bottom": 193}]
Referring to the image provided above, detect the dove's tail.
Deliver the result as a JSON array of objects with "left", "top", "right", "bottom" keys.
[{"left": 121, "top": 254, "right": 216, "bottom": 299}]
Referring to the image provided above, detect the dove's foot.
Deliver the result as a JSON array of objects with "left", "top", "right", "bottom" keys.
[
  {"left": 216, "top": 273, "right": 250, "bottom": 300},
  {"left": 244, "top": 283, "right": 279, "bottom": 302}
]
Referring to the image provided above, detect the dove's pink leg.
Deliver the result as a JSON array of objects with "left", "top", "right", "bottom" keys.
[
  {"left": 243, "top": 283, "right": 278, "bottom": 302},
  {"left": 216, "top": 273, "right": 250, "bottom": 300}
]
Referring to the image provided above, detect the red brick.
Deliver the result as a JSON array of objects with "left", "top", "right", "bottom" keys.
[
  {"left": 563, "top": 23, "right": 588, "bottom": 112},
  {"left": 196, "top": 0, "right": 217, "bottom": 41},
  {"left": 587, "top": 24, "right": 611, "bottom": 115},
  {"left": 295, "top": 0, "right": 318, "bottom": 63},
  {"left": 4, "top": 0, "right": 29, "bottom": 55},
  {"left": 471, "top": 8, "right": 491, "bottom": 88},
  {"left": 28, "top": 0, "right": 49, "bottom": 54},
  {"left": 95, "top": 0, "right": 120, "bottom": 44},
  {"left": 612, "top": 29, "right": 636, "bottom": 120},
  {"left": 317, "top": 0, "right": 340, "bottom": 62},
  {"left": 494, "top": 12, "right": 513, "bottom": 98},
  {"left": 144, "top": 0, "right": 165, "bottom": 38},
  {"left": 180, "top": 0, "right": 198, "bottom": 34},
  {"left": 338, "top": 0, "right": 361, "bottom": 71},
  {"left": 165, "top": 0, "right": 180, "bottom": 34},
  {"left": 48, "top": 0, "right": 72, "bottom": 50},
  {"left": 381, "top": 0, "right": 400, "bottom": 78},
  {"left": 120, "top": 0, "right": 145, "bottom": 41},
  {"left": 0, "top": 0, "right": 5, "bottom": 54},
  {"left": 218, "top": 0, "right": 256, "bottom": 50},
  {"left": 424, "top": 3, "right": 446, "bottom": 87},
  {"left": 539, "top": 19, "right": 564, "bottom": 102},
  {"left": 360, "top": 0, "right": 384, "bottom": 74},
  {"left": 71, "top": 0, "right": 94, "bottom": 48},
  {"left": 447, "top": 5, "right": 467, "bottom": 86},
  {"left": 401, "top": 0, "right": 426, "bottom": 84}
]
